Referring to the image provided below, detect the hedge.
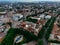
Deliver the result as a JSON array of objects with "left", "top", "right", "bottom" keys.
[
  {"left": 0, "top": 28, "right": 38, "bottom": 45},
  {"left": 45, "top": 23, "right": 54, "bottom": 40},
  {"left": 26, "top": 12, "right": 45, "bottom": 19},
  {"left": 17, "top": 28, "right": 38, "bottom": 42},
  {"left": 26, "top": 13, "right": 39, "bottom": 19},
  {"left": 48, "top": 40, "right": 60, "bottom": 44},
  {"left": 45, "top": 17, "right": 57, "bottom": 40},
  {"left": 38, "top": 26, "right": 45, "bottom": 39},
  {"left": 26, "top": 18, "right": 37, "bottom": 23},
  {"left": 38, "top": 18, "right": 52, "bottom": 39},
  {"left": 44, "top": 18, "right": 52, "bottom": 28},
  {"left": 1, "top": 28, "right": 17, "bottom": 45},
  {"left": 37, "top": 39, "right": 43, "bottom": 45},
  {"left": 45, "top": 16, "right": 60, "bottom": 44}
]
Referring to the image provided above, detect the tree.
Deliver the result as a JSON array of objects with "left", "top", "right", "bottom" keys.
[{"left": 38, "top": 39, "right": 43, "bottom": 45}]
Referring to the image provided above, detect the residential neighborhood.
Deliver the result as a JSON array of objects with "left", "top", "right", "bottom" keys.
[{"left": 0, "top": 0, "right": 60, "bottom": 45}]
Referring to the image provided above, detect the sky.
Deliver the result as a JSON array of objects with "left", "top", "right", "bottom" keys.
[{"left": 0, "top": 0, "right": 60, "bottom": 2}]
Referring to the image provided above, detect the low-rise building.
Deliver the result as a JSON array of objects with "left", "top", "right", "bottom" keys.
[
  {"left": 19, "top": 21, "right": 42, "bottom": 36},
  {"left": 12, "top": 14, "right": 23, "bottom": 21},
  {"left": 45, "top": 15, "right": 51, "bottom": 19},
  {"left": 49, "top": 15, "right": 60, "bottom": 42}
]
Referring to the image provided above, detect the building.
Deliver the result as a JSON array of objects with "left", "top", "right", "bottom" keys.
[
  {"left": 12, "top": 14, "right": 23, "bottom": 21},
  {"left": 45, "top": 15, "right": 51, "bottom": 19}
]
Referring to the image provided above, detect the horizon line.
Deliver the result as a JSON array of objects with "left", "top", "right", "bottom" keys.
[{"left": 0, "top": 1, "right": 60, "bottom": 2}]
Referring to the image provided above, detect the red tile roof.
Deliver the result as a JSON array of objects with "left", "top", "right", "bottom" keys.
[
  {"left": 37, "top": 20, "right": 46, "bottom": 25},
  {"left": 51, "top": 24, "right": 60, "bottom": 36}
]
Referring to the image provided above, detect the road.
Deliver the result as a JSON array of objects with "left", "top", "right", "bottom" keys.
[{"left": 42, "top": 18, "right": 55, "bottom": 45}]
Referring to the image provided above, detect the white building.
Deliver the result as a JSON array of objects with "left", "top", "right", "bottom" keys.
[
  {"left": 0, "top": 26, "right": 5, "bottom": 32},
  {"left": 0, "top": 15, "right": 4, "bottom": 19},
  {"left": 0, "top": 12, "right": 6, "bottom": 14},
  {"left": 39, "top": 14, "right": 45, "bottom": 19},
  {"left": 45, "top": 15, "right": 51, "bottom": 19},
  {"left": 12, "top": 14, "right": 23, "bottom": 21},
  {"left": 0, "top": 20, "right": 3, "bottom": 26}
]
